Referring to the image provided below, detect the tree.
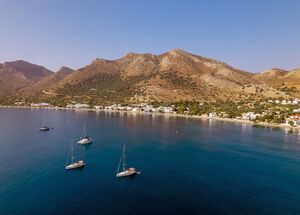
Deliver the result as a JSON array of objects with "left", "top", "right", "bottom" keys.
[{"left": 288, "top": 120, "right": 294, "bottom": 126}]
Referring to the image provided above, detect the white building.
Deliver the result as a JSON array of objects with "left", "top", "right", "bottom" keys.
[
  {"left": 14, "top": 101, "right": 25, "bottom": 106},
  {"left": 126, "top": 106, "right": 133, "bottom": 111},
  {"left": 74, "top": 103, "right": 90, "bottom": 109},
  {"left": 31, "top": 103, "right": 50, "bottom": 107},
  {"left": 208, "top": 112, "right": 217, "bottom": 118},
  {"left": 94, "top": 105, "right": 103, "bottom": 110},
  {"left": 293, "top": 108, "right": 300, "bottom": 113},
  {"left": 66, "top": 104, "right": 74, "bottom": 109},
  {"left": 163, "top": 107, "right": 173, "bottom": 113},
  {"left": 292, "top": 98, "right": 300, "bottom": 105},
  {"left": 242, "top": 112, "right": 260, "bottom": 120},
  {"left": 286, "top": 115, "right": 300, "bottom": 126},
  {"left": 132, "top": 107, "right": 140, "bottom": 112}
]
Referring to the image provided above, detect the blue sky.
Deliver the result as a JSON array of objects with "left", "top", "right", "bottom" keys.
[{"left": 0, "top": 0, "right": 299, "bottom": 72}]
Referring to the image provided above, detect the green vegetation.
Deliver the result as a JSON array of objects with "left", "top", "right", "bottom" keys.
[
  {"left": 1, "top": 91, "right": 299, "bottom": 128},
  {"left": 159, "top": 72, "right": 198, "bottom": 90},
  {"left": 151, "top": 98, "right": 299, "bottom": 124}
]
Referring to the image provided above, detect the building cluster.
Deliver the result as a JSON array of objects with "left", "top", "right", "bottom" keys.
[
  {"left": 208, "top": 112, "right": 217, "bottom": 118},
  {"left": 14, "top": 101, "right": 25, "bottom": 106},
  {"left": 102, "top": 103, "right": 174, "bottom": 113},
  {"left": 25, "top": 97, "right": 300, "bottom": 128},
  {"left": 285, "top": 115, "right": 300, "bottom": 126},
  {"left": 31, "top": 103, "right": 51, "bottom": 107},
  {"left": 269, "top": 98, "right": 300, "bottom": 105},
  {"left": 64, "top": 103, "right": 175, "bottom": 114},
  {"left": 241, "top": 112, "right": 261, "bottom": 120},
  {"left": 66, "top": 103, "right": 90, "bottom": 109}
]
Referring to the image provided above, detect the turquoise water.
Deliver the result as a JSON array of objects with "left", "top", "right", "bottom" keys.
[{"left": 0, "top": 108, "right": 300, "bottom": 214}]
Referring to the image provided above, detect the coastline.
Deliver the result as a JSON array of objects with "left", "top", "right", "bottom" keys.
[{"left": 1, "top": 105, "right": 299, "bottom": 132}]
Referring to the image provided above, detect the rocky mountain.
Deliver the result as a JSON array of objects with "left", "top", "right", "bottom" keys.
[
  {"left": 0, "top": 60, "right": 53, "bottom": 96},
  {"left": 253, "top": 68, "right": 288, "bottom": 84},
  {"left": 1, "top": 50, "right": 298, "bottom": 104},
  {"left": 254, "top": 68, "right": 300, "bottom": 97},
  {"left": 43, "top": 49, "right": 288, "bottom": 103},
  {"left": 21, "top": 66, "right": 74, "bottom": 94}
]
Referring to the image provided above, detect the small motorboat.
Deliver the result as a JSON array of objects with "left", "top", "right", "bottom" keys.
[{"left": 116, "top": 144, "right": 140, "bottom": 178}]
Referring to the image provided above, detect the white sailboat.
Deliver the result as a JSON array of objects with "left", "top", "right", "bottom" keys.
[
  {"left": 116, "top": 144, "right": 140, "bottom": 178},
  {"left": 65, "top": 140, "right": 85, "bottom": 170},
  {"left": 77, "top": 121, "right": 93, "bottom": 145},
  {"left": 39, "top": 119, "right": 50, "bottom": 132}
]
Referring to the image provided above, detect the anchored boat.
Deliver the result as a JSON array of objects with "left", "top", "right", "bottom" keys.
[
  {"left": 39, "top": 118, "right": 51, "bottom": 132},
  {"left": 65, "top": 140, "right": 85, "bottom": 170},
  {"left": 77, "top": 121, "right": 93, "bottom": 145},
  {"left": 116, "top": 144, "right": 140, "bottom": 178},
  {"left": 39, "top": 125, "right": 50, "bottom": 132}
]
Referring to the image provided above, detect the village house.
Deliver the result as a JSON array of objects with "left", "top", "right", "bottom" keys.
[
  {"left": 14, "top": 101, "right": 25, "bottom": 106},
  {"left": 208, "top": 112, "right": 217, "bottom": 118},
  {"left": 94, "top": 105, "right": 103, "bottom": 110},
  {"left": 162, "top": 106, "right": 173, "bottom": 113},
  {"left": 242, "top": 112, "right": 260, "bottom": 120},
  {"left": 286, "top": 115, "right": 300, "bottom": 126},
  {"left": 74, "top": 103, "right": 90, "bottom": 109},
  {"left": 131, "top": 107, "right": 140, "bottom": 112},
  {"left": 31, "top": 103, "right": 50, "bottom": 107},
  {"left": 66, "top": 104, "right": 74, "bottom": 109},
  {"left": 293, "top": 108, "right": 300, "bottom": 113}
]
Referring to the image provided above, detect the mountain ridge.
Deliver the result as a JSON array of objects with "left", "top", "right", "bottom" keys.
[
  {"left": 0, "top": 49, "right": 299, "bottom": 104},
  {"left": 0, "top": 60, "right": 53, "bottom": 96}
]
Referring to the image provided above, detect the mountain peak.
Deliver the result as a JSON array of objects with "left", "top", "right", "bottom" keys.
[
  {"left": 91, "top": 58, "right": 111, "bottom": 65},
  {"left": 57, "top": 66, "right": 74, "bottom": 74},
  {"left": 168, "top": 48, "right": 189, "bottom": 56},
  {"left": 0, "top": 59, "right": 53, "bottom": 95},
  {"left": 124, "top": 52, "right": 140, "bottom": 58}
]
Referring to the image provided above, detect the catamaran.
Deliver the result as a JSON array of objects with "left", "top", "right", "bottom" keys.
[
  {"left": 65, "top": 140, "right": 85, "bottom": 170},
  {"left": 77, "top": 122, "right": 93, "bottom": 145},
  {"left": 116, "top": 144, "right": 140, "bottom": 178}
]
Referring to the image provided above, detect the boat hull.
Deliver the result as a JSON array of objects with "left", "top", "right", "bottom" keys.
[
  {"left": 39, "top": 127, "right": 50, "bottom": 132},
  {"left": 77, "top": 138, "right": 93, "bottom": 145},
  {"left": 116, "top": 168, "right": 139, "bottom": 177},
  {"left": 65, "top": 161, "right": 85, "bottom": 170}
]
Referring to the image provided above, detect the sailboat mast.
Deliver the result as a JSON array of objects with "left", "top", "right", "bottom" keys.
[
  {"left": 123, "top": 144, "right": 126, "bottom": 171},
  {"left": 71, "top": 140, "right": 74, "bottom": 163},
  {"left": 65, "top": 149, "right": 70, "bottom": 167},
  {"left": 117, "top": 145, "right": 123, "bottom": 174},
  {"left": 83, "top": 121, "right": 86, "bottom": 137}
]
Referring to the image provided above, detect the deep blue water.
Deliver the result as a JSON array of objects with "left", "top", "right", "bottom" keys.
[{"left": 1, "top": 108, "right": 300, "bottom": 215}]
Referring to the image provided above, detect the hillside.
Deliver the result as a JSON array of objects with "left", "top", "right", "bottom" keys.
[
  {"left": 253, "top": 68, "right": 288, "bottom": 84},
  {"left": 42, "top": 49, "right": 289, "bottom": 104},
  {"left": 254, "top": 68, "right": 300, "bottom": 97},
  {"left": 1, "top": 50, "right": 298, "bottom": 105},
  {"left": 0, "top": 60, "right": 53, "bottom": 96},
  {"left": 21, "top": 66, "right": 74, "bottom": 94}
]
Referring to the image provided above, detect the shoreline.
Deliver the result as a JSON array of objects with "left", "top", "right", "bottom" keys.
[{"left": 1, "top": 105, "right": 299, "bottom": 132}]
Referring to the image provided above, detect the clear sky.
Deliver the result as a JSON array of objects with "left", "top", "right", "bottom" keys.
[{"left": 0, "top": 0, "right": 299, "bottom": 72}]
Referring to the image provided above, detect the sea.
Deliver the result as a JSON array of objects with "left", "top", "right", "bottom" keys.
[{"left": 0, "top": 108, "right": 300, "bottom": 215}]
